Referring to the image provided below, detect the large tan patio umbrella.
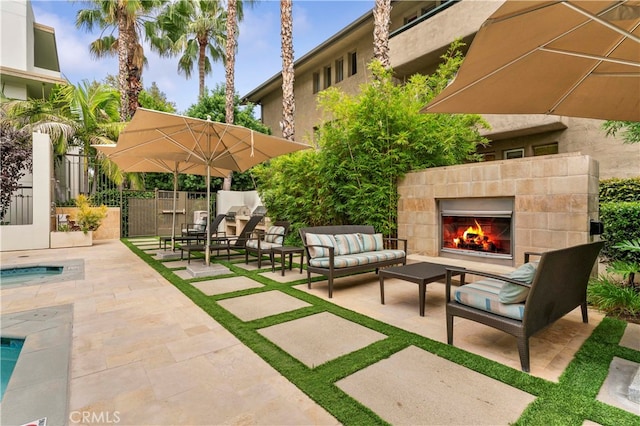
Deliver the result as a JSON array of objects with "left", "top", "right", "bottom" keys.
[
  {"left": 111, "top": 108, "right": 311, "bottom": 265},
  {"left": 94, "top": 144, "right": 230, "bottom": 250},
  {"left": 422, "top": 0, "right": 640, "bottom": 121}
]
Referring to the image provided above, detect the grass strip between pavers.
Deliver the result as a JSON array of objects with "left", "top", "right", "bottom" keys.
[{"left": 123, "top": 238, "right": 640, "bottom": 426}]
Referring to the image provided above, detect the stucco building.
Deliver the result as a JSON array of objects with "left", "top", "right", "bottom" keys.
[
  {"left": 1, "top": 0, "right": 66, "bottom": 100},
  {"left": 1, "top": 0, "right": 65, "bottom": 250},
  {"left": 243, "top": 0, "right": 639, "bottom": 179}
]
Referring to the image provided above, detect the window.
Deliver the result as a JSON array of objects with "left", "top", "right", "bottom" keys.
[
  {"left": 323, "top": 66, "right": 332, "bottom": 89},
  {"left": 503, "top": 148, "right": 524, "bottom": 159},
  {"left": 348, "top": 51, "right": 357, "bottom": 76},
  {"left": 335, "top": 58, "right": 344, "bottom": 83},
  {"left": 404, "top": 13, "right": 418, "bottom": 25},
  {"left": 481, "top": 152, "right": 496, "bottom": 161},
  {"left": 533, "top": 143, "right": 559, "bottom": 156},
  {"left": 421, "top": 5, "right": 436, "bottom": 16},
  {"left": 312, "top": 72, "right": 320, "bottom": 94}
]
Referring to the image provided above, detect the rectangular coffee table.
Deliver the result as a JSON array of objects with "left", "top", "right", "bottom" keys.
[{"left": 379, "top": 262, "right": 465, "bottom": 316}]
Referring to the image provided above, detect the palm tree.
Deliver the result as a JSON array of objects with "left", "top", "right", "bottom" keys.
[
  {"left": 222, "top": 0, "right": 253, "bottom": 190},
  {"left": 224, "top": 0, "right": 238, "bottom": 127},
  {"left": 76, "top": 0, "right": 167, "bottom": 121},
  {"left": 280, "top": 0, "right": 294, "bottom": 141},
  {"left": 2, "top": 82, "right": 130, "bottom": 192},
  {"left": 153, "top": 0, "right": 227, "bottom": 99},
  {"left": 373, "top": 0, "right": 392, "bottom": 69}
]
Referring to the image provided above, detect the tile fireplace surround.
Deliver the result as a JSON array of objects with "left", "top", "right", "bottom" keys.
[{"left": 397, "top": 153, "right": 600, "bottom": 267}]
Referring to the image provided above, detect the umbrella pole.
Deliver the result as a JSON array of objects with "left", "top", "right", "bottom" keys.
[
  {"left": 171, "top": 169, "right": 178, "bottom": 250},
  {"left": 205, "top": 167, "right": 211, "bottom": 266}
]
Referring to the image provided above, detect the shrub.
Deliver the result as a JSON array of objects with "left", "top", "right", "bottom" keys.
[
  {"left": 75, "top": 194, "right": 107, "bottom": 233},
  {"left": 599, "top": 177, "right": 640, "bottom": 203},
  {"left": 599, "top": 201, "right": 640, "bottom": 263},
  {"left": 588, "top": 275, "right": 640, "bottom": 323}
]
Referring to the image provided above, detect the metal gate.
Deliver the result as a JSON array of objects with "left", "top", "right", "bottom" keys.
[{"left": 125, "top": 190, "right": 210, "bottom": 237}]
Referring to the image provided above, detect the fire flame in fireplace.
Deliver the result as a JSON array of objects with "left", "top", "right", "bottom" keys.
[{"left": 453, "top": 220, "right": 495, "bottom": 251}]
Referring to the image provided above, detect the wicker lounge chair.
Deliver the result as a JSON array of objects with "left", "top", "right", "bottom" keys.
[
  {"left": 161, "top": 214, "right": 226, "bottom": 250},
  {"left": 181, "top": 214, "right": 265, "bottom": 263},
  {"left": 444, "top": 240, "right": 604, "bottom": 372}
]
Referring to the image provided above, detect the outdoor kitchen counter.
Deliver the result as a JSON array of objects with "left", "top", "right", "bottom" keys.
[{"left": 226, "top": 215, "right": 271, "bottom": 237}]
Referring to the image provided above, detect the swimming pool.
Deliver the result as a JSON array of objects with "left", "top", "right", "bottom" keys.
[
  {"left": 0, "top": 337, "right": 25, "bottom": 400},
  {"left": 0, "top": 259, "right": 84, "bottom": 288},
  {"left": 0, "top": 266, "right": 63, "bottom": 285},
  {"left": 1, "top": 306, "right": 72, "bottom": 425}
]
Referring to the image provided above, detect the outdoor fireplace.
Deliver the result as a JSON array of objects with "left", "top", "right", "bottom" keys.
[{"left": 439, "top": 198, "right": 514, "bottom": 265}]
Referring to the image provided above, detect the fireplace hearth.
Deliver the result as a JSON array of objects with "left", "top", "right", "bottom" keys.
[
  {"left": 397, "top": 153, "right": 599, "bottom": 268},
  {"left": 439, "top": 198, "right": 514, "bottom": 264}
]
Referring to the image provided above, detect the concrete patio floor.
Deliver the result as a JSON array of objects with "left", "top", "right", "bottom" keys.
[{"left": 1, "top": 239, "right": 638, "bottom": 425}]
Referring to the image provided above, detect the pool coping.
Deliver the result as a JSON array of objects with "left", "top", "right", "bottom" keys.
[
  {"left": 0, "top": 304, "right": 73, "bottom": 426},
  {"left": 0, "top": 259, "right": 85, "bottom": 288}
]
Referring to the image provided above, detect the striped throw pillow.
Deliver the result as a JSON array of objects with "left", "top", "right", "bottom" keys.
[
  {"left": 305, "top": 233, "right": 336, "bottom": 259},
  {"left": 265, "top": 226, "right": 286, "bottom": 244},
  {"left": 334, "top": 233, "right": 362, "bottom": 255},
  {"left": 358, "top": 233, "right": 384, "bottom": 252}
]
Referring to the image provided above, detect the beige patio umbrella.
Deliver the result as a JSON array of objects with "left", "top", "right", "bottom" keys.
[
  {"left": 94, "top": 144, "right": 230, "bottom": 250},
  {"left": 111, "top": 108, "right": 311, "bottom": 264},
  {"left": 422, "top": 0, "right": 640, "bottom": 122}
]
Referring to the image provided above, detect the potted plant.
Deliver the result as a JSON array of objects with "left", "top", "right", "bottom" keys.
[
  {"left": 74, "top": 194, "right": 108, "bottom": 234},
  {"left": 50, "top": 195, "right": 107, "bottom": 248}
]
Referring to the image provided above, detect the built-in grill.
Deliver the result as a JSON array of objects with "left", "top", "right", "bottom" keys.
[
  {"left": 252, "top": 206, "right": 267, "bottom": 217},
  {"left": 225, "top": 205, "right": 250, "bottom": 222}
]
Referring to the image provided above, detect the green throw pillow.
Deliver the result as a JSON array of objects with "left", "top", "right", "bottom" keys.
[{"left": 498, "top": 262, "right": 537, "bottom": 304}]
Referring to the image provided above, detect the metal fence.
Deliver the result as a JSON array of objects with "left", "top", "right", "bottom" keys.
[
  {"left": 1, "top": 186, "right": 33, "bottom": 225},
  {"left": 3, "top": 152, "right": 211, "bottom": 237}
]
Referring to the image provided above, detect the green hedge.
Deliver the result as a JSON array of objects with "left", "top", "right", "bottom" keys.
[
  {"left": 599, "top": 177, "right": 640, "bottom": 203},
  {"left": 599, "top": 201, "right": 640, "bottom": 263}
]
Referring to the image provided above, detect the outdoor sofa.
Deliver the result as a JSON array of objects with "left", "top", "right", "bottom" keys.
[
  {"left": 444, "top": 240, "right": 604, "bottom": 372},
  {"left": 299, "top": 225, "right": 407, "bottom": 298}
]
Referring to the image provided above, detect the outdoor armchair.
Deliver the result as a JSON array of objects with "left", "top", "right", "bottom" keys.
[{"left": 245, "top": 221, "right": 290, "bottom": 268}]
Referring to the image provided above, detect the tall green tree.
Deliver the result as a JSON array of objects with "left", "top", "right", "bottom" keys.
[
  {"left": 153, "top": 0, "right": 227, "bottom": 99},
  {"left": 254, "top": 42, "right": 489, "bottom": 237},
  {"left": 138, "top": 82, "right": 177, "bottom": 112},
  {"left": 76, "top": 0, "right": 167, "bottom": 120}
]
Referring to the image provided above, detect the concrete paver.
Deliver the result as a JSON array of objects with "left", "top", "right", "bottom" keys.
[
  {"left": 2, "top": 239, "right": 635, "bottom": 425},
  {"left": 337, "top": 346, "right": 535, "bottom": 425},
  {"left": 218, "top": 290, "right": 311, "bottom": 321},
  {"left": 258, "top": 311, "right": 387, "bottom": 368},
  {"left": 0, "top": 240, "right": 337, "bottom": 425}
]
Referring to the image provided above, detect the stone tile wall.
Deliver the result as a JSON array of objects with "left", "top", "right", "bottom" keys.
[{"left": 397, "top": 153, "right": 600, "bottom": 266}]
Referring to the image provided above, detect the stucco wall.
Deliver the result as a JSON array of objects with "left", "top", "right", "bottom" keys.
[{"left": 0, "top": 133, "right": 52, "bottom": 251}]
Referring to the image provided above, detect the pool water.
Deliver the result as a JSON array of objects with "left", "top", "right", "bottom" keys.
[
  {"left": 1, "top": 337, "right": 25, "bottom": 400},
  {"left": 0, "top": 265, "right": 63, "bottom": 286}
]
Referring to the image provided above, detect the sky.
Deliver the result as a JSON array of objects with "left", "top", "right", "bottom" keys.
[{"left": 31, "top": 0, "right": 375, "bottom": 114}]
